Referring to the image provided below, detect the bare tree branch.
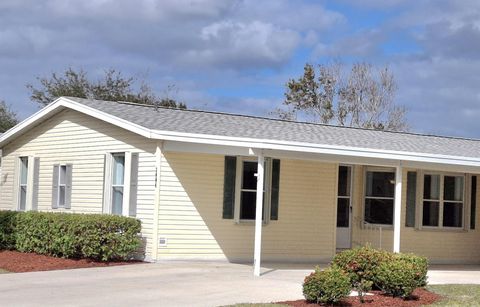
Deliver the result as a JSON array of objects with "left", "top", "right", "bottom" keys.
[{"left": 279, "top": 62, "right": 408, "bottom": 131}]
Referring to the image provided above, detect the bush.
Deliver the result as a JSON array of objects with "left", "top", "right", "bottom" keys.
[
  {"left": 13, "top": 211, "right": 141, "bottom": 261},
  {"left": 396, "top": 253, "right": 428, "bottom": 287},
  {"left": 374, "top": 257, "right": 420, "bottom": 298},
  {"left": 303, "top": 266, "right": 351, "bottom": 304},
  {"left": 332, "top": 245, "right": 393, "bottom": 287},
  {"left": 0, "top": 211, "right": 19, "bottom": 249}
]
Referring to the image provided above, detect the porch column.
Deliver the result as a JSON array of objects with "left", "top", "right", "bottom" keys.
[
  {"left": 253, "top": 152, "right": 265, "bottom": 277},
  {"left": 393, "top": 163, "right": 403, "bottom": 253}
]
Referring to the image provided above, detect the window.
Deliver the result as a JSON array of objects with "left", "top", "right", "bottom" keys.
[
  {"left": 55, "top": 165, "right": 67, "bottom": 208},
  {"left": 337, "top": 166, "right": 352, "bottom": 227},
  {"left": 422, "top": 173, "right": 464, "bottom": 228},
  {"left": 111, "top": 153, "right": 125, "bottom": 215},
  {"left": 103, "top": 152, "right": 139, "bottom": 217},
  {"left": 51, "top": 163, "right": 72, "bottom": 210},
  {"left": 235, "top": 158, "right": 271, "bottom": 221},
  {"left": 364, "top": 169, "right": 395, "bottom": 225},
  {"left": 18, "top": 157, "right": 28, "bottom": 211}
]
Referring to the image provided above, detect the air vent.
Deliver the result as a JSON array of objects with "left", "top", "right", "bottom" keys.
[{"left": 159, "top": 237, "right": 168, "bottom": 247}]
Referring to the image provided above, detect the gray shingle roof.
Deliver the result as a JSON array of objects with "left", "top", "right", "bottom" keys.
[{"left": 67, "top": 97, "right": 480, "bottom": 159}]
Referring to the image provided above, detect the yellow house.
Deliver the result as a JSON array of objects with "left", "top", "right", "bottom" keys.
[{"left": 1, "top": 97, "right": 480, "bottom": 276}]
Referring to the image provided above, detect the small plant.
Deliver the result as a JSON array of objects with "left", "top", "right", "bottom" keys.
[
  {"left": 396, "top": 253, "right": 428, "bottom": 287},
  {"left": 332, "top": 245, "right": 393, "bottom": 287},
  {"left": 374, "top": 257, "right": 420, "bottom": 298},
  {"left": 303, "top": 266, "right": 351, "bottom": 304},
  {"left": 355, "top": 279, "right": 373, "bottom": 303}
]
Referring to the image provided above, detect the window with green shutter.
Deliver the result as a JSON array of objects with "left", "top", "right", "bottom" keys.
[{"left": 222, "top": 156, "right": 280, "bottom": 222}]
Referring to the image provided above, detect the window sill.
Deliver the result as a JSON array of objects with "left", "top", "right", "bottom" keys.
[
  {"left": 416, "top": 226, "right": 467, "bottom": 233},
  {"left": 362, "top": 222, "right": 393, "bottom": 230},
  {"left": 235, "top": 220, "right": 269, "bottom": 225}
]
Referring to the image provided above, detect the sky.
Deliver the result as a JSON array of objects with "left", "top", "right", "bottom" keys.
[{"left": 2, "top": 0, "right": 480, "bottom": 137}]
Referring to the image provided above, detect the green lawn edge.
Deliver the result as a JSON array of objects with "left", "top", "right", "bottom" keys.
[{"left": 225, "top": 284, "right": 480, "bottom": 307}]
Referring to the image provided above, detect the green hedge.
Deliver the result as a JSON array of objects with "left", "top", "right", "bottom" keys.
[
  {"left": 332, "top": 245, "right": 394, "bottom": 287},
  {"left": 0, "top": 211, "right": 19, "bottom": 250},
  {"left": 0, "top": 211, "right": 142, "bottom": 261}
]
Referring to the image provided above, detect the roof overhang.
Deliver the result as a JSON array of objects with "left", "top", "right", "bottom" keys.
[{"left": 3, "top": 97, "right": 480, "bottom": 172}]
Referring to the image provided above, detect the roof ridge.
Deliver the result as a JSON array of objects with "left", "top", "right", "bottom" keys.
[{"left": 66, "top": 96, "right": 480, "bottom": 144}]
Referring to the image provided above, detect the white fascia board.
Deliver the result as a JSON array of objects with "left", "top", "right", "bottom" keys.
[
  {"left": 163, "top": 141, "right": 251, "bottom": 156},
  {"left": 151, "top": 129, "right": 480, "bottom": 168},
  {"left": 0, "top": 98, "right": 65, "bottom": 147},
  {"left": 59, "top": 97, "right": 151, "bottom": 138},
  {"left": 0, "top": 97, "right": 152, "bottom": 147}
]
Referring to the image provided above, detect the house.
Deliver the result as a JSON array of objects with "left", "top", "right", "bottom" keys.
[{"left": 1, "top": 96, "right": 480, "bottom": 276}]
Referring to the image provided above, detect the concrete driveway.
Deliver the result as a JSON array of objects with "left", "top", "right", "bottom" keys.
[{"left": 1, "top": 262, "right": 480, "bottom": 307}]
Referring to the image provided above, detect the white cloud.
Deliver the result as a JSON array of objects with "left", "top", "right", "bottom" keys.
[{"left": 184, "top": 20, "right": 300, "bottom": 68}]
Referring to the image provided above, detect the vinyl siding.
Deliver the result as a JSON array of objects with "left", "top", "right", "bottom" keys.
[
  {"left": 0, "top": 109, "right": 157, "bottom": 259},
  {"left": 157, "top": 152, "right": 337, "bottom": 262}
]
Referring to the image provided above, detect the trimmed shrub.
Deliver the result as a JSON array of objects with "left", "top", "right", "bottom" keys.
[
  {"left": 374, "top": 257, "right": 420, "bottom": 298},
  {"left": 14, "top": 211, "right": 141, "bottom": 261},
  {"left": 0, "top": 210, "right": 19, "bottom": 250},
  {"left": 396, "top": 253, "right": 428, "bottom": 287},
  {"left": 332, "top": 245, "right": 393, "bottom": 287},
  {"left": 303, "top": 266, "right": 351, "bottom": 304}
]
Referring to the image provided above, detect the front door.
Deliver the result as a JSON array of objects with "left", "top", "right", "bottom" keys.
[{"left": 336, "top": 165, "right": 352, "bottom": 249}]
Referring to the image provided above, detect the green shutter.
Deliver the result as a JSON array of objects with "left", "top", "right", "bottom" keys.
[
  {"left": 270, "top": 159, "right": 280, "bottom": 220},
  {"left": 471, "top": 176, "right": 477, "bottom": 230},
  {"left": 405, "top": 171, "right": 417, "bottom": 227},
  {"left": 223, "top": 156, "right": 236, "bottom": 219}
]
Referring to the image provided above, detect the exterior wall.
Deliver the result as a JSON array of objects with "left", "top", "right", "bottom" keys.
[
  {"left": 157, "top": 152, "right": 338, "bottom": 262},
  {"left": 0, "top": 109, "right": 157, "bottom": 259},
  {"left": 351, "top": 165, "right": 480, "bottom": 264}
]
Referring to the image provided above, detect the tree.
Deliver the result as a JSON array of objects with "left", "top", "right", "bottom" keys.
[
  {"left": 276, "top": 62, "right": 407, "bottom": 131},
  {"left": 0, "top": 100, "right": 18, "bottom": 133},
  {"left": 27, "top": 68, "right": 186, "bottom": 109}
]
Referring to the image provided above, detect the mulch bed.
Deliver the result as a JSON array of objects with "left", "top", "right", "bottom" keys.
[
  {"left": 0, "top": 250, "right": 141, "bottom": 273},
  {"left": 277, "top": 288, "right": 442, "bottom": 307}
]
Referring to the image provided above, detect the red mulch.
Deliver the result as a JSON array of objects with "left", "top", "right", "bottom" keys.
[
  {"left": 0, "top": 250, "right": 141, "bottom": 273},
  {"left": 277, "top": 288, "right": 442, "bottom": 307}
]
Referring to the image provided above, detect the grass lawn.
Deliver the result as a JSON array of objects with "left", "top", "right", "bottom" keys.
[
  {"left": 428, "top": 284, "right": 480, "bottom": 306},
  {"left": 227, "top": 285, "right": 480, "bottom": 307},
  {"left": 0, "top": 269, "right": 10, "bottom": 274}
]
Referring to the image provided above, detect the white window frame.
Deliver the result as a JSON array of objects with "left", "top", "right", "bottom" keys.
[
  {"left": 104, "top": 152, "right": 132, "bottom": 216},
  {"left": 56, "top": 164, "right": 67, "bottom": 208},
  {"left": 16, "top": 156, "right": 35, "bottom": 211},
  {"left": 18, "top": 156, "right": 29, "bottom": 211},
  {"left": 421, "top": 171, "right": 465, "bottom": 230},
  {"left": 337, "top": 164, "right": 353, "bottom": 228},
  {"left": 363, "top": 167, "right": 396, "bottom": 227},
  {"left": 233, "top": 156, "right": 272, "bottom": 224}
]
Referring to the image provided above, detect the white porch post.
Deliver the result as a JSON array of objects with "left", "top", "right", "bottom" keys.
[
  {"left": 393, "top": 163, "right": 403, "bottom": 253},
  {"left": 253, "top": 152, "right": 265, "bottom": 277}
]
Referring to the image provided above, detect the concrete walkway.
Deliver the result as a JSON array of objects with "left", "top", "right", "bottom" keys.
[
  {"left": 428, "top": 264, "right": 480, "bottom": 285},
  {"left": 1, "top": 262, "right": 480, "bottom": 307}
]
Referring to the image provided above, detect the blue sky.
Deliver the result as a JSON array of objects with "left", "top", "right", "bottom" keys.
[{"left": 2, "top": 0, "right": 480, "bottom": 137}]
